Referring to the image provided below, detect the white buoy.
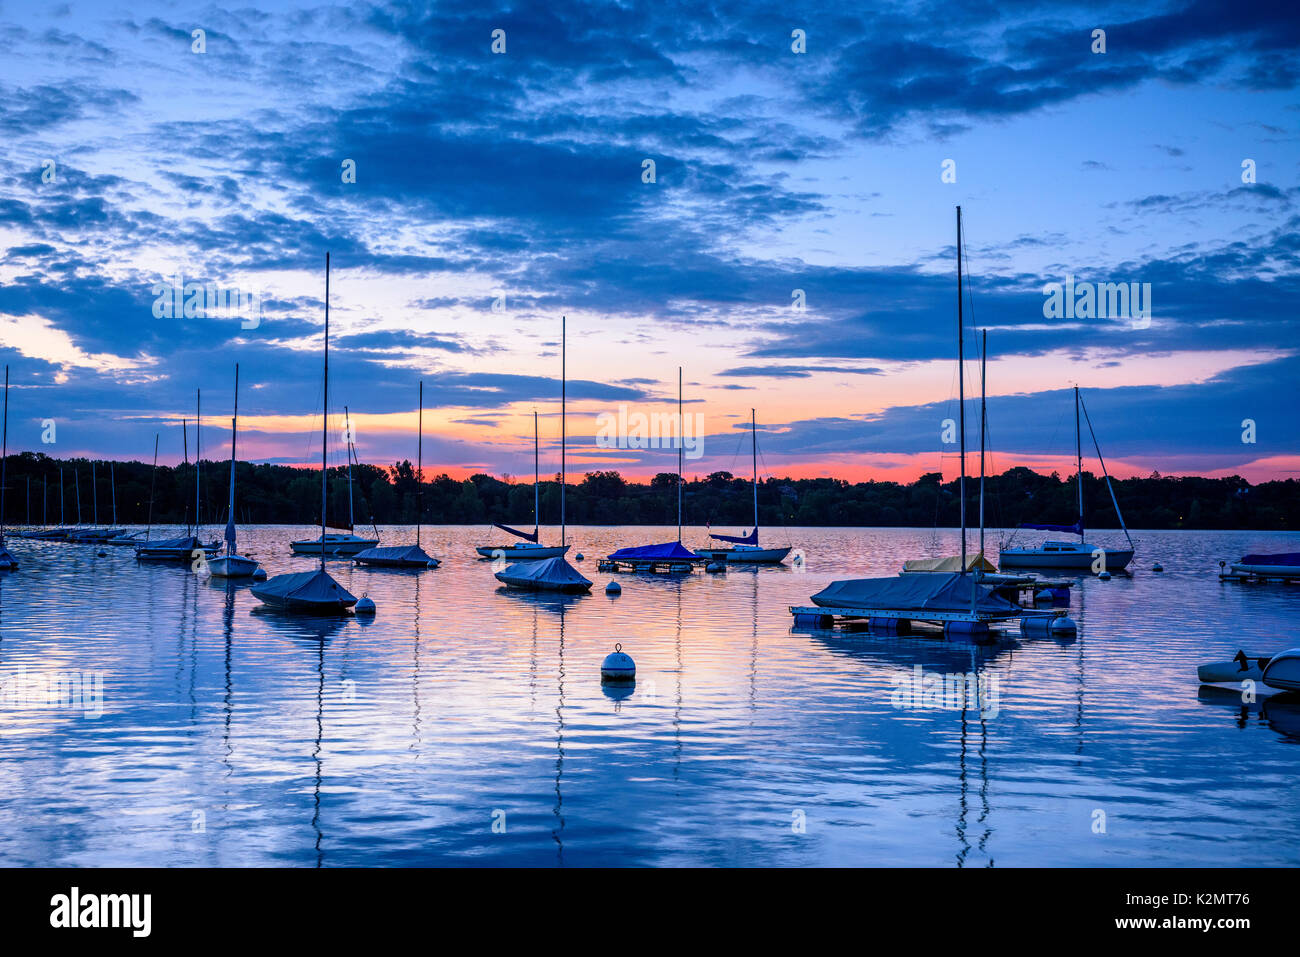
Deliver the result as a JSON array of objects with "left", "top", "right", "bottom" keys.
[
  {"left": 601, "top": 643, "right": 635, "bottom": 683},
  {"left": 1051, "top": 615, "right": 1077, "bottom": 635},
  {"left": 605, "top": 580, "right": 621, "bottom": 594},
  {"left": 356, "top": 594, "right": 376, "bottom": 615},
  {"left": 1153, "top": 562, "right": 1164, "bottom": 572},
  {"left": 252, "top": 568, "right": 268, "bottom": 581},
  {"left": 706, "top": 561, "right": 725, "bottom": 573},
  {"left": 1097, "top": 571, "right": 1111, "bottom": 580}
]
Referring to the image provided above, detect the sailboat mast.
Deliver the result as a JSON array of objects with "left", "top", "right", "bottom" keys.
[
  {"left": 561, "top": 316, "right": 566, "bottom": 548},
  {"left": 59, "top": 468, "right": 64, "bottom": 526},
  {"left": 196, "top": 389, "right": 202, "bottom": 534},
  {"left": 417, "top": 380, "right": 423, "bottom": 547},
  {"left": 43, "top": 475, "right": 47, "bottom": 527},
  {"left": 92, "top": 461, "right": 98, "bottom": 526},
  {"left": 75, "top": 468, "right": 81, "bottom": 525},
  {"left": 1075, "top": 384, "right": 1083, "bottom": 538},
  {"left": 146, "top": 434, "right": 158, "bottom": 541},
  {"left": 979, "top": 330, "right": 986, "bottom": 565},
  {"left": 321, "top": 252, "right": 329, "bottom": 573},
  {"left": 228, "top": 364, "right": 239, "bottom": 556},
  {"left": 344, "top": 406, "right": 355, "bottom": 531},
  {"left": 677, "top": 366, "right": 683, "bottom": 542},
  {"left": 956, "top": 205, "right": 967, "bottom": 574},
  {"left": 0, "top": 367, "right": 7, "bottom": 541},
  {"left": 182, "top": 417, "right": 189, "bottom": 533},
  {"left": 752, "top": 408, "right": 758, "bottom": 533},
  {"left": 110, "top": 463, "right": 117, "bottom": 526},
  {"left": 533, "top": 409, "right": 539, "bottom": 534}
]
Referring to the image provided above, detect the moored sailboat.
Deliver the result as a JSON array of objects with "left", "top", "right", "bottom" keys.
[
  {"left": 209, "top": 364, "right": 262, "bottom": 579},
  {"left": 0, "top": 366, "right": 17, "bottom": 571},
  {"left": 496, "top": 316, "right": 591, "bottom": 593},
  {"left": 475, "top": 410, "right": 570, "bottom": 560},
  {"left": 353, "top": 381, "right": 439, "bottom": 569},
  {"left": 252, "top": 252, "right": 357, "bottom": 613},
  {"left": 136, "top": 393, "right": 221, "bottom": 562},
  {"left": 694, "top": 409, "right": 792, "bottom": 564}
]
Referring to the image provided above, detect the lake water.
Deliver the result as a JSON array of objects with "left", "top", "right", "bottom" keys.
[{"left": 0, "top": 525, "right": 1297, "bottom": 867}]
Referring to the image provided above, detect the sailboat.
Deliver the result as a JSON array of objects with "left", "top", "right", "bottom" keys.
[
  {"left": 693, "top": 409, "right": 792, "bottom": 564},
  {"left": 209, "top": 365, "right": 262, "bottom": 579},
  {"left": 353, "top": 381, "right": 440, "bottom": 568},
  {"left": 0, "top": 366, "right": 18, "bottom": 571},
  {"left": 999, "top": 386, "right": 1135, "bottom": 572},
  {"left": 135, "top": 391, "right": 222, "bottom": 562},
  {"left": 475, "top": 410, "right": 570, "bottom": 560},
  {"left": 604, "top": 366, "right": 700, "bottom": 571},
  {"left": 252, "top": 252, "right": 358, "bottom": 613},
  {"left": 496, "top": 316, "right": 592, "bottom": 593}
]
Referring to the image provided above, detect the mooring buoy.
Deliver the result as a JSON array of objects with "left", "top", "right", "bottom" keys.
[
  {"left": 1097, "top": 571, "right": 1111, "bottom": 580},
  {"left": 575, "top": 552, "right": 584, "bottom": 561},
  {"left": 601, "top": 643, "right": 635, "bottom": 683},
  {"left": 252, "top": 568, "right": 268, "bottom": 581},
  {"left": 1153, "top": 562, "right": 1164, "bottom": 572},
  {"left": 605, "top": 580, "right": 621, "bottom": 594},
  {"left": 355, "top": 594, "right": 376, "bottom": 615}
]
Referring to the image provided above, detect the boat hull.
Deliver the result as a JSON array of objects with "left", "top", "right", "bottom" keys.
[
  {"left": 1230, "top": 562, "right": 1300, "bottom": 579},
  {"left": 475, "top": 544, "right": 570, "bottom": 560},
  {"left": 135, "top": 543, "right": 221, "bottom": 562},
  {"left": 289, "top": 536, "right": 377, "bottom": 556},
  {"left": 249, "top": 591, "right": 356, "bottom": 613},
  {"left": 1263, "top": 649, "right": 1300, "bottom": 692},
  {"left": 494, "top": 573, "right": 591, "bottom": 593},
  {"left": 999, "top": 546, "right": 1133, "bottom": 572},
  {"left": 693, "top": 545, "right": 792, "bottom": 564},
  {"left": 209, "top": 555, "right": 261, "bottom": 578}
]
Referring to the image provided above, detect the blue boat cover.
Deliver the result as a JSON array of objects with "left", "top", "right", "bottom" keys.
[
  {"left": 494, "top": 523, "right": 538, "bottom": 543},
  {"left": 495, "top": 555, "right": 592, "bottom": 590},
  {"left": 139, "top": 535, "right": 207, "bottom": 551},
  {"left": 608, "top": 541, "right": 698, "bottom": 561},
  {"left": 252, "top": 569, "right": 356, "bottom": 605},
  {"left": 225, "top": 517, "right": 236, "bottom": 550},
  {"left": 811, "top": 572, "right": 1022, "bottom": 613},
  {"left": 710, "top": 528, "right": 758, "bottom": 545},
  {"left": 1019, "top": 521, "right": 1083, "bottom": 535},
  {"left": 1240, "top": 553, "right": 1300, "bottom": 566},
  {"left": 354, "top": 544, "right": 435, "bottom": 564}
]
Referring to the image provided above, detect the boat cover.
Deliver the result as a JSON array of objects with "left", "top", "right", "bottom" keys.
[
  {"left": 354, "top": 544, "right": 435, "bottom": 565},
  {"left": 902, "top": 552, "right": 997, "bottom": 574},
  {"left": 811, "top": 572, "right": 1022, "bottom": 613},
  {"left": 494, "top": 523, "right": 538, "bottom": 542},
  {"left": 138, "top": 535, "right": 209, "bottom": 552},
  {"left": 608, "top": 541, "right": 698, "bottom": 561},
  {"left": 252, "top": 569, "right": 356, "bottom": 606},
  {"left": 1019, "top": 521, "right": 1083, "bottom": 535},
  {"left": 495, "top": 556, "right": 592, "bottom": 590},
  {"left": 1240, "top": 553, "right": 1300, "bottom": 566},
  {"left": 709, "top": 528, "right": 759, "bottom": 545}
]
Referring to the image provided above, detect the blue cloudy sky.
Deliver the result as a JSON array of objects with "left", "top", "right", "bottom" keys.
[{"left": 0, "top": 0, "right": 1297, "bottom": 483}]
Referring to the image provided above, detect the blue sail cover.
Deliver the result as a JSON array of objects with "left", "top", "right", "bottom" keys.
[
  {"left": 225, "top": 518, "right": 236, "bottom": 549},
  {"left": 1241, "top": 553, "right": 1300, "bottom": 566},
  {"left": 1019, "top": 521, "right": 1083, "bottom": 535},
  {"left": 354, "top": 544, "right": 436, "bottom": 566},
  {"left": 710, "top": 528, "right": 759, "bottom": 545},
  {"left": 252, "top": 569, "right": 357, "bottom": 608},
  {"left": 494, "top": 523, "right": 538, "bottom": 543},
  {"left": 495, "top": 555, "right": 592, "bottom": 591},
  {"left": 811, "top": 572, "right": 1022, "bottom": 614},
  {"left": 608, "top": 541, "right": 698, "bottom": 561}
]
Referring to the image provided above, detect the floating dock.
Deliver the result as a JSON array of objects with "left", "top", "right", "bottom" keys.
[{"left": 597, "top": 556, "right": 706, "bottom": 573}]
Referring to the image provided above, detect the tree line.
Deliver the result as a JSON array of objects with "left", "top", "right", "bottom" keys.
[{"left": 1, "top": 451, "right": 1295, "bottom": 531}]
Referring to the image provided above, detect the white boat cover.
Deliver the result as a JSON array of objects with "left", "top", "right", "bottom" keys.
[
  {"left": 811, "top": 572, "right": 1021, "bottom": 613},
  {"left": 902, "top": 552, "right": 997, "bottom": 573},
  {"left": 495, "top": 556, "right": 592, "bottom": 591}
]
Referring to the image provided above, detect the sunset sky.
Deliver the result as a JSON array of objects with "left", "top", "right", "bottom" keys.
[{"left": 0, "top": 1, "right": 1297, "bottom": 485}]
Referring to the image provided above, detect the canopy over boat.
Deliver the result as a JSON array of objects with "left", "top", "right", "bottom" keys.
[
  {"left": 608, "top": 541, "right": 698, "bottom": 561},
  {"left": 495, "top": 555, "right": 592, "bottom": 592},
  {"left": 1240, "top": 553, "right": 1300, "bottom": 567},
  {"left": 902, "top": 552, "right": 997, "bottom": 574},
  {"left": 494, "top": 523, "right": 538, "bottom": 543},
  {"left": 353, "top": 543, "right": 437, "bottom": 567},
  {"left": 251, "top": 569, "right": 357, "bottom": 611},
  {"left": 710, "top": 528, "right": 758, "bottom": 546},
  {"left": 137, "top": 534, "right": 217, "bottom": 555},
  {"left": 811, "top": 572, "right": 1022, "bottom": 614}
]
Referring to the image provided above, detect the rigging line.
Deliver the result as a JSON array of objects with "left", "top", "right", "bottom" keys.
[{"left": 1077, "top": 391, "right": 1135, "bottom": 548}]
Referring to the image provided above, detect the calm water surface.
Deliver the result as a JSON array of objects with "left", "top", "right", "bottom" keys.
[{"left": 1, "top": 525, "right": 1297, "bottom": 867}]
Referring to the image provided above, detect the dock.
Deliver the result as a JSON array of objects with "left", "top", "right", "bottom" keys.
[{"left": 597, "top": 556, "right": 706, "bottom": 573}]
